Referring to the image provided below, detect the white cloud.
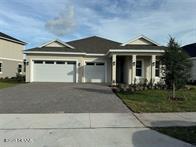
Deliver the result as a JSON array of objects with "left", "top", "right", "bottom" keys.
[{"left": 45, "top": 5, "right": 75, "bottom": 36}]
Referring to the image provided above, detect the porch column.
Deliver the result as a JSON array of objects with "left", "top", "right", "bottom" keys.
[
  {"left": 132, "top": 55, "right": 136, "bottom": 84},
  {"left": 151, "top": 55, "right": 156, "bottom": 84},
  {"left": 112, "top": 54, "right": 117, "bottom": 85}
]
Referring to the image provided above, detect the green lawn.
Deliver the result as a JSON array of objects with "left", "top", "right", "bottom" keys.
[
  {"left": 153, "top": 127, "right": 196, "bottom": 145},
  {"left": 116, "top": 86, "right": 196, "bottom": 112},
  {"left": 0, "top": 81, "right": 19, "bottom": 89}
]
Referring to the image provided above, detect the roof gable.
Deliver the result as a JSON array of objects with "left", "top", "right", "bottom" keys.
[
  {"left": 40, "top": 39, "right": 75, "bottom": 49},
  {"left": 121, "top": 35, "right": 160, "bottom": 46}
]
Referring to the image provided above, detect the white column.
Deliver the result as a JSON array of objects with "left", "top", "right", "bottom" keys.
[
  {"left": 151, "top": 55, "right": 156, "bottom": 84},
  {"left": 132, "top": 55, "right": 136, "bottom": 84},
  {"left": 112, "top": 54, "right": 116, "bottom": 85}
]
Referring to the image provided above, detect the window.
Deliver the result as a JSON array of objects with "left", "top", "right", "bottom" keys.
[
  {"left": 0, "top": 62, "right": 2, "bottom": 73},
  {"left": 67, "top": 61, "right": 76, "bottom": 65},
  {"left": 34, "top": 61, "right": 43, "bottom": 64},
  {"left": 45, "top": 61, "right": 54, "bottom": 64},
  {"left": 18, "top": 64, "right": 22, "bottom": 73},
  {"left": 86, "top": 62, "right": 95, "bottom": 66},
  {"left": 56, "top": 61, "right": 65, "bottom": 64},
  {"left": 136, "top": 60, "right": 142, "bottom": 77},
  {"left": 155, "top": 60, "right": 160, "bottom": 77},
  {"left": 96, "top": 63, "right": 104, "bottom": 66}
]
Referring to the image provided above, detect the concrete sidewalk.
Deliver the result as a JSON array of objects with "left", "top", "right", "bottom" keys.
[
  {"left": 0, "top": 113, "right": 193, "bottom": 147},
  {"left": 135, "top": 112, "right": 196, "bottom": 127}
]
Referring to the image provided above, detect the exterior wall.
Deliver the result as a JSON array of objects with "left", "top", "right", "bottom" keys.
[
  {"left": 0, "top": 39, "right": 24, "bottom": 60},
  {"left": 45, "top": 42, "right": 65, "bottom": 47},
  {"left": 0, "top": 38, "right": 24, "bottom": 78},
  {"left": 25, "top": 54, "right": 112, "bottom": 84},
  {"left": 0, "top": 59, "right": 23, "bottom": 78}
]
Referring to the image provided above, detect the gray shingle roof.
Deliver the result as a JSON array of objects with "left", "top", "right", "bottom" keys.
[
  {"left": 67, "top": 36, "right": 121, "bottom": 54},
  {"left": 0, "top": 32, "right": 26, "bottom": 45},
  {"left": 114, "top": 45, "right": 167, "bottom": 50},
  {"left": 183, "top": 43, "right": 196, "bottom": 57},
  {"left": 27, "top": 47, "right": 83, "bottom": 52},
  {"left": 26, "top": 36, "right": 166, "bottom": 54}
]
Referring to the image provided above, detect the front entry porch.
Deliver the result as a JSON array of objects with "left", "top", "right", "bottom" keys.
[{"left": 111, "top": 54, "right": 162, "bottom": 85}]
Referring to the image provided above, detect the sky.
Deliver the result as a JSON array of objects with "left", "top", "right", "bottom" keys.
[{"left": 0, "top": 0, "right": 195, "bottom": 48}]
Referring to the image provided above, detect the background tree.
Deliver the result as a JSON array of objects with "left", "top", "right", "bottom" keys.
[{"left": 161, "top": 37, "right": 192, "bottom": 99}]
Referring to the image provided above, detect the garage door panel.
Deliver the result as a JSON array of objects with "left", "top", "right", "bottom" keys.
[
  {"left": 85, "top": 62, "right": 105, "bottom": 83},
  {"left": 33, "top": 61, "right": 76, "bottom": 82}
]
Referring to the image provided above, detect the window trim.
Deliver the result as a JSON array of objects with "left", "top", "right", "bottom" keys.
[
  {"left": 136, "top": 60, "right": 144, "bottom": 77},
  {"left": 18, "top": 63, "right": 22, "bottom": 74}
]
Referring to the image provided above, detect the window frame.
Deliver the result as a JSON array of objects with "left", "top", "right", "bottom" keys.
[
  {"left": 155, "top": 60, "right": 160, "bottom": 77},
  {"left": 18, "top": 63, "right": 22, "bottom": 74},
  {"left": 136, "top": 60, "right": 143, "bottom": 77}
]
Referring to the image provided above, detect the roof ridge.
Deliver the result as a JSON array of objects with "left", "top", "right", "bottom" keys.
[{"left": 66, "top": 35, "right": 121, "bottom": 44}]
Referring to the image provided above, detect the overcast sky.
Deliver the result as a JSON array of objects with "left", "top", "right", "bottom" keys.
[{"left": 0, "top": 0, "right": 195, "bottom": 48}]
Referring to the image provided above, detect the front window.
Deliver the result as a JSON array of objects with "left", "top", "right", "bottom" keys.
[
  {"left": 136, "top": 60, "right": 142, "bottom": 77},
  {"left": 18, "top": 64, "right": 22, "bottom": 73},
  {"left": 155, "top": 61, "right": 160, "bottom": 77},
  {"left": 0, "top": 62, "right": 2, "bottom": 73}
]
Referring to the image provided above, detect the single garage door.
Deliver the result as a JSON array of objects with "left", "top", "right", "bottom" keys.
[
  {"left": 85, "top": 62, "right": 105, "bottom": 83},
  {"left": 33, "top": 60, "right": 76, "bottom": 82}
]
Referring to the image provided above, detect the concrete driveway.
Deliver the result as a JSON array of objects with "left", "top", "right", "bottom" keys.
[{"left": 0, "top": 83, "right": 129, "bottom": 113}]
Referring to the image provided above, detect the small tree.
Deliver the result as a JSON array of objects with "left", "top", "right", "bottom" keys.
[{"left": 161, "top": 37, "right": 192, "bottom": 99}]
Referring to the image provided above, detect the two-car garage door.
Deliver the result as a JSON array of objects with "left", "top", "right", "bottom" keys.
[
  {"left": 33, "top": 60, "right": 76, "bottom": 82},
  {"left": 32, "top": 60, "right": 105, "bottom": 83}
]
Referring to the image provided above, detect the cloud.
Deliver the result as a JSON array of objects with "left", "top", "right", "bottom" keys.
[{"left": 45, "top": 5, "right": 75, "bottom": 36}]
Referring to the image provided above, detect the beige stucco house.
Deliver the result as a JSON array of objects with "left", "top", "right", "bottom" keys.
[
  {"left": 0, "top": 32, "right": 26, "bottom": 78},
  {"left": 24, "top": 35, "right": 166, "bottom": 85}
]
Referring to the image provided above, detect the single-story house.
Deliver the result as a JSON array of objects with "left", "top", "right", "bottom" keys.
[
  {"left": 0, "top": 32, "right": 26, "bottom": 78},
  {"left": 183, "top": 43, "right": 196, "bottom": 82},
  {"left": 24, "top": 35, "right": 166, "bottom": 85}
]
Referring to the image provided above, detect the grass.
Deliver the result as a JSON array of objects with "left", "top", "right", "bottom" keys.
[
  {"left": 116, "top": 86, "right": 196, "bottom": 112},
  {"left": 0, "top": 80, "right": 21, "bottom": 89},
  {"left": 153, "top": 127, "right": 196, "bottom": 145}
]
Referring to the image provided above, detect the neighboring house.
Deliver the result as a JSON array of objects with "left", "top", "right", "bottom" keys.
[
  {"left": 183, "top": 43, "right": 196, "bottom": 82},
  {"left": 0, "top": 32, "right": 26, "bottom": 78},
  {"left": 24, "top": 35, "right": 166, "bottom": 85}
]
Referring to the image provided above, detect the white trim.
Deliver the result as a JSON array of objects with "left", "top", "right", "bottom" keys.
[
  {"left": 83, "top": 59, "right": 107, "bottom": 83},
  {"left": 24, "top": 51, "right": 105, "bottom": 56},
  {"left": 107, "top": 49, "right": 165, "bottom": 55},
  {"left": 31, "top": 58, "right": 79, "bottom": 83},
  {"left": 0, "top": 57, "right": 23, "bottom": 62},
  {"left": 0, "top": 36, "right": 26, "bottom": 45},
  {"left": 121, "top": 35, "right": 160, "bottom": 46},
  {"left": 39, "top": 39, "right": 75, "bottom": 49}
]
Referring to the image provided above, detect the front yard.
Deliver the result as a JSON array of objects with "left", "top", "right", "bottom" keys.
[
  {"left": 116, "top": 86, "right": 196, "bottom": 112},
  {"left": 0, "top": 81, "right": 20, "bottom": 89}
]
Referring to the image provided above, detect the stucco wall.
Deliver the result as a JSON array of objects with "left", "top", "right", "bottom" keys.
[
  {"left": 0, "top": 59, "right": 23, "bottom": 78},
  {"left": 0, "top": 39, "right": 24, "bottom": 60}
]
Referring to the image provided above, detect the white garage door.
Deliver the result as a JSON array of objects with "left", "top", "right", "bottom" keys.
[
  {"left": 33, "top": 60, "right": 76, "bottom": 82},
  {"left": 85, "top": 62, "right": 105, "bottom": 83}
]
